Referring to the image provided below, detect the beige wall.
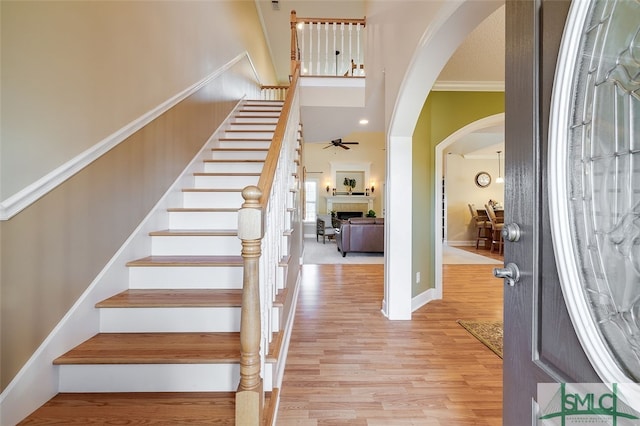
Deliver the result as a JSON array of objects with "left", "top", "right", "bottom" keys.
[
  {"left": 412, "top": 91, "right": 504, "bottom": 297},
  {"left": 303, "top": 131, "right": 385, "bottom": 220},
  {"left": 0, "top": 1, "right": 276, "bottom": 200},
  {"left": 0, "top": 1, "right": 276, "bottom": 391},
  {"left": 445, "top": 154, "right": 505, "bottom": 244}
]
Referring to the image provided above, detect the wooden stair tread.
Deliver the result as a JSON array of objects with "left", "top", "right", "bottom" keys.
[
  {"left": 229, "top": 122, "right": 277, "bottom": 125},
  {"left": 181, "top": 188, "right": 243, "bottom": 192},
  {"left": 218, "top": 137, "right": 272, "bottom": 141},
  {"left": 203, "top": 159, "right": 264, "bottom": 163},
  {"left": 211, "top": 147, "right": 269, "bottom": 151},
  {"left": 96, "top": 289, "right": 243, "bottom": 308},
  {"left": 53, "top": 332, "right": 241, "bottom": 364},
  {"left": 126, "top": 255, "right": 243, "bottom": 267},
  {"left": 225, "top": 129, "right": 274, "bottom": 132},
  {"left": 166, "top": 207, "right": 238, "bottom": 212},
  {"left": 194, "top": 172, "right": 261, "bottom": 176},
  {"left": 266, "top": 331, "right": 283, "bottom": 363},
  {"left": 20, "top": 391, "right": 274, "bottom": 425},
  {"left": 54, "top": 330, "right": 283, "bottom": 365},
  {"left": 149, "top": 229, "right": 237, "bottom": 236},
  {"left": 234, "top": 109, "right": 280, "bottom": 117},
  {"left": 273, "top": 288, "right": 287, "bottom": 307}
]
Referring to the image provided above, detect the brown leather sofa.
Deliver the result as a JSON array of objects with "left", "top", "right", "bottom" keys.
[{"left": 336, "top": 217, "right": 384, "bottom": 257}]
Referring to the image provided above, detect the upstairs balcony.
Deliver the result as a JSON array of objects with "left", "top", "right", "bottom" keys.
[{"left": 263, "top": 11, "right": 367, "bottom": 113}]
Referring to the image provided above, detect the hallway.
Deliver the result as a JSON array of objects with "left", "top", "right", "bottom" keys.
[{"left": 276, "top": 263, "right": 503, "bottom": 425}]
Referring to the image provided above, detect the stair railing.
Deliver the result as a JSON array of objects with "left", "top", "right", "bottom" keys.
[
  {"left": 260, "top": 85, "right": 289, "bottom": 101},
  {"left": 236, "top": 64, "right": 301, "bottom": 425},
  {"left": 290, "top": 10, "right": 366, "bottom": 78}
]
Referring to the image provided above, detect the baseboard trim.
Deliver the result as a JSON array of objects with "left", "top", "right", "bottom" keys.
[{"left": 411, "top": 287, "right": 442, "bottom": 312}]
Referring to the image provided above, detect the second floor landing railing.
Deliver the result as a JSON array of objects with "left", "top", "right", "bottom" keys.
[{"left": 290, "top": 10, "right": 366, "bottom": 78}]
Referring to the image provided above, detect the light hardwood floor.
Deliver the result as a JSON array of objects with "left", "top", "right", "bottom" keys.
[
  {"left": 276, "top": 263, "right": 503, "bottom": 425},
  {"left": 20, "top": 262, "right": 502, "bottom": 425}
]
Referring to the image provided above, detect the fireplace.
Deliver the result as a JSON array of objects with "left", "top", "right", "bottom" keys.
[{"left": 337, "top": 211, "right": 363, "bottom": 220}]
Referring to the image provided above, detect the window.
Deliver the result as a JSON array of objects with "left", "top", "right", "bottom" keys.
[{"left": 304, "top": 179, "right": 318, "bottom": 221}]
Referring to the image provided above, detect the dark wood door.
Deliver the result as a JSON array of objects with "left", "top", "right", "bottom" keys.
[{"left": 503, "top": 1, "right": 600, "bottom": 423}]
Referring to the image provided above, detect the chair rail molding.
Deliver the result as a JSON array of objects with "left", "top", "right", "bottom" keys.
[{"left": 0, "top": 51, "right": 261, "bottom": 221}]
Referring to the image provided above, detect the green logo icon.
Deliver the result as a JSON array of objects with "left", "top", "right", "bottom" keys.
[{"left": 538, "top": 383, "right": 640, "bottom": 425}]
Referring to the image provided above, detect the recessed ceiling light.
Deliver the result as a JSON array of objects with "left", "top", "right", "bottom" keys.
[{"left": 359, "top": 119, "right": 369, "bottom": 125}]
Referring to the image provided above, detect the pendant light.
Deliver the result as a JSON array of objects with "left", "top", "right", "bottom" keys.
[{"left": 496, "top": 150, "right": 504, "bottom": 183}]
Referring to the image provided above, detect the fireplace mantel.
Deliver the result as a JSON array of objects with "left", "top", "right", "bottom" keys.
[{"left": 326, "top": 195, "right": 375, "bottom": 213}]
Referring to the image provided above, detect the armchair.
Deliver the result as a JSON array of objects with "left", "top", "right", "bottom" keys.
[{"left": 316, "top": 214, "right": 335, "bottom": 243}]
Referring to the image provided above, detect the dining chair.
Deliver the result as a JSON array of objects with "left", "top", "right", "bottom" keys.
[
  {"left": 485, "top": 204, "right": 504, "bottom": 255},
  {"left": 468, "top": 204, "right": 492, "bottom": 249}
]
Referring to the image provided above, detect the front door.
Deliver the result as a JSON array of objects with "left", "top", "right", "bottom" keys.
[{"left": 503, "top": 1, "right": 600, "bottom": 423}]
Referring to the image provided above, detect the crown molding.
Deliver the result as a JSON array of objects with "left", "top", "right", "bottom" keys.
[{"left": 432, "top": 80, "right": 505, "bottom": 92}]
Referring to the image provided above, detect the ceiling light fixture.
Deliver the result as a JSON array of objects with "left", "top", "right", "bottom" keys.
[
  {"left": 359, "top": 119, "right": 369, "bottom": 125},
  {"left": 496, "top": 150, "right": 504, "bottom": 184}
]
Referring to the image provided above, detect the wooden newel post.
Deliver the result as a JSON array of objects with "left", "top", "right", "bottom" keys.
[{"left": 236, "top": 185, "right": 264, "bottom": 425}]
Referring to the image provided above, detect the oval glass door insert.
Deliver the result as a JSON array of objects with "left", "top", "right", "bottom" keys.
[{"left": 548, "top": 0, "right": 640, "bottom": 407}]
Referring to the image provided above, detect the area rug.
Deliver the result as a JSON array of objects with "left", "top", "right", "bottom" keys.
[
  {"left": 457, "top": 320, "right": 503, "bottom": 359},
  {"left": 303, "top": 238, "right": 384, "bottom": 265}
]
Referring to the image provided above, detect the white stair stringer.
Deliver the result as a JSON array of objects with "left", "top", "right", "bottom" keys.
[{"left": 56, "top": 100, "right": 287, "bottom": 396}]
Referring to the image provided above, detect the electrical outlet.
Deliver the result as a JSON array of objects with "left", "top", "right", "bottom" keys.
[{"left": 416, "top": 272, "right": 421, "bottom": 283}]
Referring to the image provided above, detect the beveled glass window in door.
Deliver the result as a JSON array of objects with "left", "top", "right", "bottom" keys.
[{"left": 549, "top": 0, "right": 640, "bottom": 404}]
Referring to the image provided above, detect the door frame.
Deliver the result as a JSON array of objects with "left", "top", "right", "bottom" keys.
[{"left": 433, "top": 113, "right": 505, "bottom": 296}]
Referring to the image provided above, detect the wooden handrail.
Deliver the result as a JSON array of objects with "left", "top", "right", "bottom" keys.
[
  {"left": 257, "top": 63, "right": 300, "bottom": 209},
  {"left": 293, "top": 16, "right": 366, "bottom": 27},
  {"left": 290, "top": 10, "right": 366, "bottom": 78}
]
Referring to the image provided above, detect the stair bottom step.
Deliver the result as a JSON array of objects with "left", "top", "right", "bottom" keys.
[{"left": 19, "top": 391, "right": 275, "bottom": 425}]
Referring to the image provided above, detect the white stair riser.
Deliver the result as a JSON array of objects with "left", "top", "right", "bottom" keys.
[
  {"left": 218, "top": 140, "right": 271, "bottom": 149},
  {"left": 243, "top": 104, "right": 282, "bottom": 111},
  {"left": 228, "top": 123, "right": 277, "bottom": 131},
  {"left": 272, "top": 306, "right": 281, "bottom": 332},
  {"left": 223, "top": 131, "right": 274, "bottom": 139},
  {"left": 168, "top": 211, "right": 238, "bottom": 230},
  {"left": 194, "top": 175, "right": 258, "bottom": 188},
  {"left": 151, "top": 235, "right": 241, "bottom": 256},
  {"left": 233, "top": 117, "right": 279, "bottom": 124},
  {"left": 210, "top": 150, "right": 268, "bottom": 160},
  {"left": 128, "top": 266, "right": 243, "bottom": 289},
  {"left": 236, "top": 111, "right": 280, "bottom": 117},
  {"left": 59, "top": 363, "right": 275, "bottom": 392},
  {"left": 203, "top": 162, "right": 263, "bottom": 174},
  {"left": 58, "top": 364, "right": 240, "bottom": 392},
  {"left": 182, "top": 191, "right": 243, "bottom": 208},
  {"left": 100, "top": 307, "right": 240, "bottom": 332}
]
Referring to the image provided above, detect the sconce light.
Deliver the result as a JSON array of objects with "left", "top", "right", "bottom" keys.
[
  {"left": 371, "top": 185, "right": 375, "bottom": 193},
  {"left": 326, "top": 185, "right": 330, "bottom": 193},
  {"left": 496, "top": 151, "right": 504, "bottom": 184}
]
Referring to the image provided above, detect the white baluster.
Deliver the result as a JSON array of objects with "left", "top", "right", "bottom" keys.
[
  {"left": 356, "top": 23, "right": 361, "bottom": 75},
  {"left": 324, "top": 22, "right": 329, "bottom": 75},
  {"left": 348, "top": 23, "right": 353, "bottom": 76},
  {"left": 333, "top": 22, "right": 337, "bottom": 76},
  {"left": 316, "top": 22, "right": 321, "bottom": 75},
  {"left": 340, "top": 23, "right": 345, "bottom": 75},
  {"left": 308, "top": 22, "right": 313, "bottom": 75},
  {"left": 299, "top": 23, "right": 305, "bottom": 75}
]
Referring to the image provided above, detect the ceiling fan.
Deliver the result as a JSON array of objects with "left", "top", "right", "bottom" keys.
[{"left": 323, "top": 138, "right": 359, "bottom": 150}]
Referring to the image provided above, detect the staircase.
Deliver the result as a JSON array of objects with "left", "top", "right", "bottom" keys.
[{"left": 19, "top": 100, "right": 297, "bottom": 425}]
